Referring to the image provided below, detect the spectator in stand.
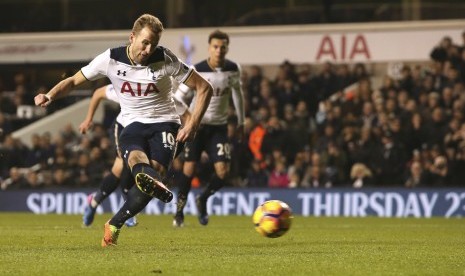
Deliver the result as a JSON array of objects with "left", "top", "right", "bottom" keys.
[
  {"left": 1, "top": 135, "right": 28, "bottom": 170},
  {"left": 398, "top": 65, "right": 414, "bottom": 94},
  {"left": 405, "top": 113, "right": 428, "bottom": 154},
  {"left": 276, "top": 79, "right": 299, "bottom": 107},
  {"left": 72, "top": 153, "right": 92, "bottom": 187},
  {"left": 315, "top": 124, "right": 337, "bottom": 153},
  {"left": 351, "top": 126, "right": 377, "bottom": 168},
  {"left": 441, "top": 86, "right": 454, "bottom": 115},
  {"left": 426, "top": 155, "right": 450, "bottom": 187},
  {"left": 425, "top": 106, "right": 448, "bottom": 147},
  {"left": 0, "top": 93, "right": 17, "bottom": 116},
  {"left": 25, "top": 170, "right": 42, "bottom": 189},
  {"left": 352, "top": 63, "right": 369, "bottom": 81},
  {"left": 245, "top": 159, "right": 268, "bottom": 187},
  {"left": 302, "top": 163, "right": 331, "bottom": 188},
  {"left": 296, "top": 64, "right": 318, "bottom": 116},
  {"left": 334, "top": 64, "right": 355, "bottom": 93},
  {"left": 247, "top": 65, "right": 264, "bottom": 104},
  {"left": 268, "top": 159, "right": 289, "bottom": 188},
  {"left": 315, "top": 61, "right": 337, "bottom": 101},
  {"left": 404, "top": 160, "right": 427, "bottom": 188},
  {"left": 4, "top": 167, "right": 28, "bottom": 189},
  {"left": 51, "top": 168, "right": 69, "bottom": 187},
  {"left": 373, "top": 131, "right": 407, "bottom": 186},
  {"left": 248, "top": 109, "right": 268, "bottom": 164},
  {"left": 287, "top": 151, "right": 306, "bottom": 185},
  {"left": 430, "top": 36, "right": 453, "bottom": 63},
  {"left": 458, "top": 48, "right": 465, "bottom": 82},
  {"left": 350, "top": 163, "right": 373, "bottom": 188},
  {"left": 261, "top": 115, "right": 286, "bottom": 160},
  {"left": 320, "top": 141, "right": 348, "bottom": 185},
  {"left": 360, "top": 101, "right": 377, "bottom": 128}
]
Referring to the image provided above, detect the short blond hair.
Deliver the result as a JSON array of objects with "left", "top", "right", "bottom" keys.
[
  {"left": 132, "top": 14, "right": 164, "bottom": 34},
  {"left": 350, "top": 163, "right": 372, "bottom": 179}
]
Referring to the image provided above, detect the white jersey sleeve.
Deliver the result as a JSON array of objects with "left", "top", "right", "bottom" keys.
[
  {"left": 231, "top": 64, "right": 245, "bottom": 125},
  {"left": 81, "top": 49, "right": 110, "bottom": 81},
  {"left": 104, "top": 84, "right": 123, "bottom": 125},
  {"left": 173, "top": 83, "right": 195, "bottom": 107},
  {"left": 104, "top": 84, "right": 119, "bottom": 104},
  {"left": 163, "top": 48, "right": 194, "bottom": 83},
  {"left": 173, "top": 97, "right": 188, "bottom": 116}
]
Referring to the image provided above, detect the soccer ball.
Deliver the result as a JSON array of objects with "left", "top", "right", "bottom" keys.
[{"left": 252, "top": 200, "right": 292, "bottom": 238}]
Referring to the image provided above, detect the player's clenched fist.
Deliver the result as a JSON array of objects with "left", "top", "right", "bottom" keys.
[{"left": 34, "top": 94, "right": 51, "bottom": 107}]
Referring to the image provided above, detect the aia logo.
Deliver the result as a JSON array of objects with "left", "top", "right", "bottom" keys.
[
  {"left": 117, "top": 70, "right": 126, "bottom": 76},
  {"left": 120, "top": 81, "right": 160, "bottom": 96}
]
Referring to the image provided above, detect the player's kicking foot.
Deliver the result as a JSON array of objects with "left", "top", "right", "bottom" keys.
[
  {"left": 172, "top": 213, "right": 184, "bottom": 227},
  {"left": 125, "top": 216, "right": 138, "bottom": 227},
  {"left": 196, "top": 195, "right": 209, "bottom": 226},
  {"left": 101, "top": 221, "right": 120, "bottom": 247},
  {"left": 135, "top": 173, "right": 173, "bottom": 203},
  {"left": 82, "top": 193, "right": 96, "bottom": 227}
]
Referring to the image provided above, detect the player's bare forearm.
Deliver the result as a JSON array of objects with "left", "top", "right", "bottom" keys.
[
  {"left": 85, "top": 87, "right": 107, "bottom": 122},
  {"left": 180, "top": 110, "right": 191, "bottom": 126},
  {"left": 80, "top": 87, "right": 106, "bottom": 134},
  {"left": 178, "top": 73, "right": 212, "bottom": 142},
  {"left": 190, "top": 84, "right": 212, "bottom": 127},
  {"left": 34, "top": 71, "right": 87, "bottom": 107},
  {"left": 177, "top": 88, "right": 211, "bottom": 142}
]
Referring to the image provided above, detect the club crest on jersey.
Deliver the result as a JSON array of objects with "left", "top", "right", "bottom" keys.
[
  {"left": 120, "top": 81, "right": 160, "bottom": 96},
  {"left": 148, "top": 62, "right": 164, "bottom": 80}
]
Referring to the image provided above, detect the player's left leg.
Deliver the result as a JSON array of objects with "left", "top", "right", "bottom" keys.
[
  {"left": 197, "top": 161, "right": 230, "bottom": 225},
  {"left": 120, "top": 164, "right": 138, "bottom": 227},
  {"left": 196, "top": 125, "right": 231, "bottom": 225},
  {"left": 102, "top": 122, "right": 177, "bottom": 246},
  {"left": 83, "top": 157, "right": 123, "bottom": 226}
]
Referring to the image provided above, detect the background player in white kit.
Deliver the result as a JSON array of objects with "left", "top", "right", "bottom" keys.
[
  {"left": 79, "top": 84, "right": 190, "bottom": 228},
  {"left": 35, "top": 14, "right": 213, "bottom": 247},
  {"left": 173, "top": 30, "right": 245, "bottom": 227}
]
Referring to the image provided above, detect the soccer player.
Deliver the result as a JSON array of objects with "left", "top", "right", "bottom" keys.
[
  {"left": 173, "top": 30, "right": 245, "bottom": 227},
  {"left": 80, "top": 84, "right": 190, "bottom": 228},
  {"left": 34, "top": 14, "right": 213, "bottom": 247}
]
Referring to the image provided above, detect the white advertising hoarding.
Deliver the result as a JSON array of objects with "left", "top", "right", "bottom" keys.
[{"left": 0, "top": 20, "right": 463, "bottom": 65}]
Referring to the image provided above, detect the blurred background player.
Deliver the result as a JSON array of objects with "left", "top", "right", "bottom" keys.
[
  {"left": 173, "top": 30, "right": 245, "bottom": 227},
  {"left": 80, "top": 84, "right": 191, "bottom": 227},
  {"left": 34, "top": 14, "right": 213, "bottom": 247}
]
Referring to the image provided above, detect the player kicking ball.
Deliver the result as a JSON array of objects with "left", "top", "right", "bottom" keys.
[
  {"left": 35, "top": 14, "right": 212, "bottom": 247},
  {"left": 80, "top": 84, "right": 190, "bottom": 228}
]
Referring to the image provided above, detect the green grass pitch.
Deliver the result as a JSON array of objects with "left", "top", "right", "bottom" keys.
[{"left": 0, "top": 213, "right": 464, "bottom": 275}]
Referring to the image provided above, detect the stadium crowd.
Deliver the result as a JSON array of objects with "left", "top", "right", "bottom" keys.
[{"left": 1, "top": 34, "right": 465, "bottom": 190}]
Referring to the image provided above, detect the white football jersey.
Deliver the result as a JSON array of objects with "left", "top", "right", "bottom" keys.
[
  {"left": 104, "top": 83, "right": 188, "bottom": 126},
  {"left": 104, "top": 84, "right": 124, "bottom": 125},
  {"left": 183, "top": 59, "right": 244, "bottom": 125},
  {"left": 81, "top": 45, "right": 193, "bottom": 127}
]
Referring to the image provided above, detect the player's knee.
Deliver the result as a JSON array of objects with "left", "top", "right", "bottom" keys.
[
  {"left": 127, "top": 150, "right": 149, "bottom": 168},
  {"left": 111, "top": 157, "right": 124, "bottom": 177},
  {"left": 150, "top": 160, "right": 166, "bottom": 177},
  {"left": 183, "top": 162, "right": 195, "bottom": 177},
  {"left": 215, "top": 168, "right": 229, "bottom": 180},
  {"left": 214, "top": 162, "right": 230, "bottom": 180}
]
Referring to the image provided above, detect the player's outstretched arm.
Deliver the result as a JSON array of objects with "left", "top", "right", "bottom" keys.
[
  {"left": 178, "top": 70, "right": 212, "bottom": 142},
  {"left": 173, "top": 97, "right": 191, "bottom": 125},
  {"left": 34, "top": 71, "right": 88, "bottom": 107},
  {"left": 79, "top": 85, "right": 108, "bottom": 134}
]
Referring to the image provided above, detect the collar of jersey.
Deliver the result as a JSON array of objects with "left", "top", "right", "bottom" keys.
[{"left": 126, "top": 45, "right": 136, "bottom": 66}]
